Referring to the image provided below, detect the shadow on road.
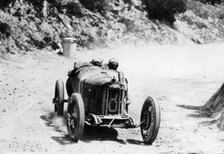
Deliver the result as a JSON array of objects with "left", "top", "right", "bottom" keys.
[
  {"left": 81, "top": 125, "right": 126, "bottom": 144},
  {"left": 177, "top": 104, "right": 219, "bottom": 127},
  {"left": 176, "top": 104, "right": 202, "bottom": 110},
  {"left": 176, "top": 104, "right": 212, "bottom": 118},
  {"left": 40, "top": 112, "right": 126, "bottom": 145},
  {"left": 126, "top": 139, "right": 145, "bottom": 145}
]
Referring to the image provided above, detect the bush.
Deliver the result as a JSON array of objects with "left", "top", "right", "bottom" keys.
[
  {"left": 63, "top": 1, "right": 83, "bottom": 17},
  {"left": 24, "top": 0, "right": 45, "bottom": 17},
  {"left": 80, "top": 0, "right": 112, "bottom": 15},
  {"left": 24, "top": 0, "right": 44, "bottom": 10},
  {"left": 0, "top": 22, "right": 11, "bottom": 39},
  {"left": 0, "top": 0, "right": 15, "bottom": 9},
  {"left": 142, "top": 0, "right": 187, "bottom": 23}
]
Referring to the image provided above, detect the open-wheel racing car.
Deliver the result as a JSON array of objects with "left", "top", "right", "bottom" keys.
[{"left": 52, "top": 61, "right": 161, "bottom": 144}]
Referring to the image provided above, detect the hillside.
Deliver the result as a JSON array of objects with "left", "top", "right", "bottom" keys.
[{"left": 0, "top": 0, "right": 224, "bottom": 58}]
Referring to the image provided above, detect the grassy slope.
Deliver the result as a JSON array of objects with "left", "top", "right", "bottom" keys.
[{"left": 0, "top": 0, "right": 224, "bottom": 58}]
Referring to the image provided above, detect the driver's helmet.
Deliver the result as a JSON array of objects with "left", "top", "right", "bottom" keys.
[
  {"left": 90, "top": 58, "right": 103, "bottom": 67},
  {"left": 108, "top": 58, "right": 119, "bottom": 70}
]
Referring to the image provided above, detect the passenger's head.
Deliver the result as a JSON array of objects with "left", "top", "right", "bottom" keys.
[
  {"left": 108, "top": 58, "right": 119, "bottom": 70},
  {"left": 90, "top": 58, "right": 103, "bottom": 67}
]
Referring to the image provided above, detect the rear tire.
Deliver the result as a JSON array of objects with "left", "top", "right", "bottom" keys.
[
  {"left": 140, "top": 96, "right": 161, "bottom": 145},
  {"left": 67, "top": 93, "right": 85, "bottom": 142},
  {"left": 54, "top": 80, "right": 64, "bottom": 116},
  {"left": 66, "top": 77, "right": 73, "bottom": 97}
]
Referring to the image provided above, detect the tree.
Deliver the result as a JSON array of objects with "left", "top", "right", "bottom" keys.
[{"left": 141, "top": 0, "right": 187, "bottom": 24}]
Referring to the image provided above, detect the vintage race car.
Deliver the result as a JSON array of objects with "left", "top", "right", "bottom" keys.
[{"left": 52, "top": 62, "right": 161, "bottom": 144}]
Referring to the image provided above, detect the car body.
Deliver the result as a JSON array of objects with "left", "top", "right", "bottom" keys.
[{"left": 53, "top": 62, "right": 161, "bottom": 144}]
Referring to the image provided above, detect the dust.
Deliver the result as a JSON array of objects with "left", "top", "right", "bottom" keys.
[{"left": 52, "top": 115, "right": 67, "bottom": 133}]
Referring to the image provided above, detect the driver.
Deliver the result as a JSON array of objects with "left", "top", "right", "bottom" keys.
[
  {"left": 107, "top": 58, "right": 119, "bottom": 70},
  {"left": 90, "top": 58, "right": 103, "bottom": 67},
  {"left": 66, "top": 58, "right": 102, "bottom": 97}
]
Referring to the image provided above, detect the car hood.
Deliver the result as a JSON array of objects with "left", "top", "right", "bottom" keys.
[{"left": 77, "top": 66, "right": 119, "bottom": 86}]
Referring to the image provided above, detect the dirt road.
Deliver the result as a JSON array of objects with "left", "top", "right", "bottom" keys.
[{"left": 0, "top": 43, "right": 224, "bottom": 153}]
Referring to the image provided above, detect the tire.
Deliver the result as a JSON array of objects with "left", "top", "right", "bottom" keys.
[
  {"left": 54, "top": 80, "right": 64, "bottom": 116},
  {"left": 66, "top": 77, "right": 73, "bottom": 97},
  {"left": 140, "top": 96, "right": 161, "bottom": 145},
  {"left": 66, "top": 93, "right": 85, "bottom": 142}
]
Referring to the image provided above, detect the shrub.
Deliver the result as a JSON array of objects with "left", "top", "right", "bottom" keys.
[
  {"left": 142, "top": 0, "right": 187, "bottom": 24},
  {"left": 24, "top": 0, "right": 44, "bottom": 10},
  {"left": 80, "top": 0, "right": 112, "bottom": 15},
  {"left": 219, "top": 13, "right": 224, "bottom": 20},
  {"left": 63, "top": 1, "right": 83, "bottom": 17},
  {"left": 24, "top": 0, "right": 45, "bottom": 17},
  {"left": 0, "top": 22, "right": 11, "bottom": 39},
  {"left": 0, "top": 0, "right": 15, "bottom": 9}
]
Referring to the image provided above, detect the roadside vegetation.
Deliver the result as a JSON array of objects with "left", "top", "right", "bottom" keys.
[{"left": 0, "top": 0, "right": 224, "bottom": 57}]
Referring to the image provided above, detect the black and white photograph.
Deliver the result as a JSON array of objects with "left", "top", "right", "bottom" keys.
[{"left": 0, "top": 0, "right": 224, "bottom": 153}]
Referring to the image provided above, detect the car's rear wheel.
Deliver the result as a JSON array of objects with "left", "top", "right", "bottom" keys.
[
  {"left": 140, "top": 96, "right": 161, "bottom": 145},
  {"left": 67, "top": 93, "right": 85, "bottom": 142},
  {"left": 54, "top": 80, "right": 64, "bottom": 116}
]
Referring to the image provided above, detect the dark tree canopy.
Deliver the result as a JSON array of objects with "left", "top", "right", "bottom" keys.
[{"left": 142, "top": 0, "right": 187, "bottom": 23}]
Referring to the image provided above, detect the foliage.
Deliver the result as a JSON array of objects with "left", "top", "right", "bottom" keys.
[
  {"left": 0, "top": 0, "right": 224, "bottom": 56},
  {"left": 0, "top": 0, "right": 16, "bottom": 9},
  {"left": 80, "top": 0, "right": 112, "bottom": 15},
  {"left": 62, "top": 1, "right": 83, "bottom": 17},
  {"left": 142, "top": 0, "right": 187, "bottom": 23},
  {"left": 24, "top": 0, "right": 44, "bottom": 11},
  {"left": 0, "top": 22, "right": 11, "bottom": 39}
]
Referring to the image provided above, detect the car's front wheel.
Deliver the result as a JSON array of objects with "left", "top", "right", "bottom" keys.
[
  {"left": 66, "top": 93, "right": 85, "bottom": 142},
  {"left": 140, "top": 96, "right": 161, "bottom": 145}
]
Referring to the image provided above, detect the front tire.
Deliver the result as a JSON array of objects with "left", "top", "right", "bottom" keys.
[
  {"left": 67, "top": 93, "right": 85, "bottom": 142},
  {"left": 140, "top": 96, "right": 161, "bottom": 145},
  {"left": 54, "top": 80, "right": 64, "bottom": 116}
]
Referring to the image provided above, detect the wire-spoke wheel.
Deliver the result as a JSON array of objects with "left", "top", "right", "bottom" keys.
[
  {"left": 140, "top": 96, "right": 161, "bottom": 145},
  {"left": 67, "top": 93, "right": 85, "bottom": 142}
]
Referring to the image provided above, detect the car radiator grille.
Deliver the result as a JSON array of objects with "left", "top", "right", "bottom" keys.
[{"left": 102, "top": 89, "right": 124, "bottom": 115}]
